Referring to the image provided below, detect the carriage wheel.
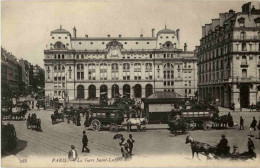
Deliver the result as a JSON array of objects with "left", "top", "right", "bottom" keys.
[
  {"left": 203, "top": 121, "right": 212, "bottom": 131},
  {"left": 186, "top": 120, "right": 196, "bottom": 131},
  {"left": 110, "top": 123, "right": 119, "bottom": 132},
  {"left": 91, "top": 119, "right": 101, "bottom": 131}
]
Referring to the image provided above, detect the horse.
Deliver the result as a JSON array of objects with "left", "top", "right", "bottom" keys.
[
  {"left": 122, "top": 118, "right": 148, "bottom": 132},
  {"left": 185, "top": 135, "right": 216, "bottom": 159},
  {"left": 51, "top": 114, "right": 56, "bottom": 124}
]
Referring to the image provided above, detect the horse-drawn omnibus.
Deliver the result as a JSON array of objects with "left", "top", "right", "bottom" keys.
[
  {"left": 168, "top": 104, "right": 234, "bottom": 134},
  {"left": 85, "top": 104, "right": 147, "bottom": 132}
]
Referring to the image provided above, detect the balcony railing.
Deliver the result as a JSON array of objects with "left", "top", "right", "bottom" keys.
[{"left": 233, "top": 36, "right": 260, "bottom": 40}]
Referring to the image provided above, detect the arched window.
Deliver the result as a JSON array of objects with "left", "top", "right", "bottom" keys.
[
  {"left": 145, "top": 84, "right": 153, "bottom": 97},
  {"left": 77, "top": 85, "right": 84, "bottom": 99},
  {"left": 54, "top": 42, "right": 66, "bottom": 49}
]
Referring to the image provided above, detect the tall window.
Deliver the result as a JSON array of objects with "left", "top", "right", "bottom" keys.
[
  {"left": 145, "top": 63, "right": 153, "bottom": 80},
  {"left": 241, "top": 56, "right": 247, "bottom": 65},
  {"left": 53, "top": 64, "right": 65, "bottom": 91},
  {"left": 123, "top": 63, "right": 130, "bottom": 80},
  {"left": 134, "top": 63, "right": 141, "bottom": 80},
  {"left": 88, "top": 63, "right": 96, "bottom": 80},
  {"left": 100, "top": 63, "right": 107, "bottom": 80},
  {"left": 242, "top": 43, "right": 247, "bottom": 51},
  {"left": 77, "top": 64, "right": 84, "bottom": 80},
  {"left": 242, "top": 69, "right": 247, "bottom": 78},
  {"left": 240, "top": 31, "right": 246, "bottom": 39},
  {"left": 163, "top": 63, "right": 174, "bottom": 87},
  {"left": 111, "top": 63, "right": 119, "bottom": 80}
]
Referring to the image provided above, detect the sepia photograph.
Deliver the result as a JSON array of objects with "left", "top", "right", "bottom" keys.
[{"left": 1, "top": 0, "right": 260, "bottom": 167}]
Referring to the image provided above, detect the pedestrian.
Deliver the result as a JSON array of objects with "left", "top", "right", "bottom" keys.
[
  {"left": 239, "top": 116, "right": 244, "bottom": 130},
  {"left": 119, "top": 137, "right": 129, "bottom": 158},
  {"left": 250, "top": 117, "right": 257, "bottom": 136},
  {"left": 82, "top": 131, "right": 90, "bottom": 153},
  {"left": 127, "top": 134, "right": 135, "bottom": 155},
  {"left": 37, "top": 103, "right": 40, "bottom": 111},
  {"left": 250, "top": 103, "right": 254, "bottom": 112},
  {"left": 247, "top": 136, "right": 255, "bottom": 154},
  {"left": 68, "top": 145, "right": 78, "bottom": 161},
  {"left": 32, "top": 101, "right": 34, "bottom": 109}
]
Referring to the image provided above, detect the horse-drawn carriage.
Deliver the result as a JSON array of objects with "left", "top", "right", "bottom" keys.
[
  {"left": 168, "top": 105, "right": 234, "bottom": 134},
  {"left": 11, "top": 104, "right": 28, "bottom": 120},
  {"left": 27, "top": 115, "right": 41, "bottom": 131},
  {"left": 85, "top": 105, "right": 147, "bottom": 132},
  {"left": 185, "top": 136, "right": 256, "bottom": 160},
  {"left": 51, "top": 109, "right": 64, "bottom": 124}
]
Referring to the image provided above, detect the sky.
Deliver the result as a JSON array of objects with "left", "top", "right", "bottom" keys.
[{"left": 1, "top": 0, "right": 259, "bottom": 67}]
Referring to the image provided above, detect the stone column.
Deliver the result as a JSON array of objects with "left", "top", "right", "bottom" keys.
[
  {"left": 232, "top": 84, "right": 240, "bottom": 110},
  {"left": 224, "top": 86, "right": 229, "bottom": 108},
  {"left": 249, "top": 85, "right": 257, "bottom": 105}
]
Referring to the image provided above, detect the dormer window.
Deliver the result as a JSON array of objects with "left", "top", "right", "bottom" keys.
[
  {"left": 254, "top": 17, "right": 260, "bottom": 27},
  {"left": 166, "top": 36, "right": 169, "bottom": 39},
  {"left": 79, "top": 42, "right": 82, "bottom": 45},
  {"left": 136, "top": 42, "right": 138, "bottom": 44},
  {"left": 65, "top": 37, "right": 68, "bottom": 39},
  {"left": 147, "top": 42, "right": 149, "bottom": 44},
  {"left": 58, "top": 37, "right": 61, "bottom": 39},
  {"left": 52, "top": 37, "right": 55, "bottom": 39},
  {"left": 238, "top": 17, "right": 245, "bottom": 27},
  {"left": 102, "top": 42, "right": 105, "bottom": 44},
  {"left": 160, "top": 36, "right": 163, "bottom": 39},
  {"left": 90, "top": 42, "right": 93, "bottom": 45}
]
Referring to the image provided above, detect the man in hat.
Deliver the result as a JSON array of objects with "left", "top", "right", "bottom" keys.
[
  {"left": 82, "top": 131, "right": 89, "bottom": 153},
  {"left": 247, "top": 136, "right": 255, "bottom": 154},
  {"left": 127, "top": 134, "right": 135, "bottom": 155},
  {"left": 217, "top": 134, "right": 229, "bottom": 155},
  {"left": 68, "top": 145, "right": 78, "bottom": 161},
  {"left": 250, "top": 117, "right": 257, "bottom": 136}
]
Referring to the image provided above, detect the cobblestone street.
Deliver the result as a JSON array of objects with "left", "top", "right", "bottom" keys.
[{"left": 2, "top": 108, "right": 260, "bottom": 167}]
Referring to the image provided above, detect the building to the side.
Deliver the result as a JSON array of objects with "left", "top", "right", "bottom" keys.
[
  {"left": 197, "top": 2, "right": 260, "bottom": 109},
  {"left": 1, "top": 47, "right": 23, "bottom": 98},
  {"left": 44, "top": 26, "right": 197, "bottom": 100}
]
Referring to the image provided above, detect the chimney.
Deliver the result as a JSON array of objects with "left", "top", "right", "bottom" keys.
[
  {"left": 152, "top": 29, "right": 155, "bottom": 37},
  {"left": 119, "top": 35, "right": 122, "bottom": 38},
  {"left": 85, "top": 35, "right": 88, "bottom": 38},
  {"left": 73, "top": 26, "right": 77, "bottom": 38},
  {"left": 184, "top": 43, "right": 187, "bottom": 52},
  {"left": 176, "top": 29, "right": 180, "bottom": 40},
  {"left": 107, "top": 34, "right": 110, "bottom": 38}
]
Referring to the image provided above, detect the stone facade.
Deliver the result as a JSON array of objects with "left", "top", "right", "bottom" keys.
[
  {"left": 44, "top": 26, "right": 197, "bottom": 100},
  {"left": 197, "top": 2, "right": 260, "bottom": 109}
]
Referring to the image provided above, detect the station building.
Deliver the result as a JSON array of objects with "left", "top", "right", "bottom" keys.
[
  {"left": 43, "top": 26, "right": 197, "bottom": 100},
  {"left": 197, "top": 2, "right": 260, "bottom": 109}
]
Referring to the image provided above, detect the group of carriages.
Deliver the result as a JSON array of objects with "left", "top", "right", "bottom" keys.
[
  {"left": 1, "top": 100, "right": 29, "bottom": 121},
  {"left": 168, "top": 102, "right": 234, "bottom": 135},
  {"left": 51, "top": 95, "right": 148, "bottom": 132}
]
